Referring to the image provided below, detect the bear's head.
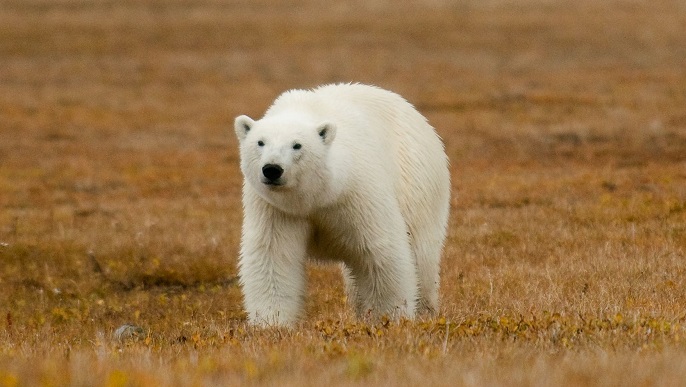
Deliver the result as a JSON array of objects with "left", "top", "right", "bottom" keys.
[{"left": 234, "top": 112, "right": 337, "bottom": 212}]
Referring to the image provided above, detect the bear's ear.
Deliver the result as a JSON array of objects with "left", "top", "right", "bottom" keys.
[
  {"left": 317, "top": 122, "right": 336, "bottom": 145},
  {"left": 234, "top": 115, "right": 255, "bottom": 142}
]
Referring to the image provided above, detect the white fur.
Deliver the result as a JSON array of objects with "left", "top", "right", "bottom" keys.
[{"left": 234, "top": 83, "right": 450, "bottom": 326}]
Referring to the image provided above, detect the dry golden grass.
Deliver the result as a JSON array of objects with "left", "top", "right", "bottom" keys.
[{"left": 1, "top": 0, "right": 685, "bottom": 385}]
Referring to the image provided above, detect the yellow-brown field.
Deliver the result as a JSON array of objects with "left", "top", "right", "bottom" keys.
[{"left": 1, "top": 0, "right": 685, "bottom": 385}]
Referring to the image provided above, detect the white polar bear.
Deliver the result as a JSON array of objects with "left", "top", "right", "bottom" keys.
[{"left": 234, "top": 83, "right": 450, "bottom": 326}]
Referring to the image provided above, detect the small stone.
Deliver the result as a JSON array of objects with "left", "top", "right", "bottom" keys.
[{"left": 113, "top": 324, "right": 145, "bottom": 342}]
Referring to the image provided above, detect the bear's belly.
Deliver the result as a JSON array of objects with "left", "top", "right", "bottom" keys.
[{"left": 306, "top": 213, "right": 370, "bottom": 264}]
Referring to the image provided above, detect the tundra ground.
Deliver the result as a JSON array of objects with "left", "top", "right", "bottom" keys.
[{"left": 1, "top": 0, "right": 685, "bottom": 385}]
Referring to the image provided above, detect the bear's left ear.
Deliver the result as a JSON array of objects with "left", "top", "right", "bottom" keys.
[
  {"left": 234, "top": 115, "right": 255, "bottom": 142},
  {"left": 317, "top": 122, "right": 336, "bottom": 146}
]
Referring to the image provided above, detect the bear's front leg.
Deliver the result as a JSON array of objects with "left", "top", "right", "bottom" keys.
[{"left": 238, "top": 194, "right": 309, "bottom": 327}]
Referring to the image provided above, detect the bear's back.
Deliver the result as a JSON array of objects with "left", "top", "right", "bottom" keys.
[{"left": 266, "top": 84, "right": 435, "bottom": 145}]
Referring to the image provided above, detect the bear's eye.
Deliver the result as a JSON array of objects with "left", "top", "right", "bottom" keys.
[
  {"left": 292, "top": 143, "right": 302, "bottom": 150},
  {"left": 257, "top": 140, "right": 265, "bottom": 147}
]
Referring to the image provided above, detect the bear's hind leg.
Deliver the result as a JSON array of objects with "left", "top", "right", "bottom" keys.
[
  {"left": 349, "top": 241, "right": 418, "bottom": 320},
  {"left": 413, "top": 235, "right": 442, "bottom": 315},
  {"left": 341, "top": 263, "right": 359, "bottom": 312}
]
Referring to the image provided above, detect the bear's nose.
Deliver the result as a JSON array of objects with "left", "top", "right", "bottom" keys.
[{"left": 262, "top": 164, "right": 284, "bottom": 181}]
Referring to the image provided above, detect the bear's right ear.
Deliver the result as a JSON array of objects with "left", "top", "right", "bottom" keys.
[
  {"left": 234, "top": 115, "right": 255, "bottom": 142},
  {"left": 317, "top": 122, "right": 337, "bottom": 146}
]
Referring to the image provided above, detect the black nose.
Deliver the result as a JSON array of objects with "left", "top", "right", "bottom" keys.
[{"left": 262, "top": 164, "right": 284, "bottom": 181}]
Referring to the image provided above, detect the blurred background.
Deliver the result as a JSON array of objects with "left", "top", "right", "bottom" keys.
[{"left": 2, "top": 0, "right": 685, "bottom": 163}]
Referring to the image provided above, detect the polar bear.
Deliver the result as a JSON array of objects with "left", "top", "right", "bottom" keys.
[{"left": 234, "top": 83, "right": 450, "bottom": 326}]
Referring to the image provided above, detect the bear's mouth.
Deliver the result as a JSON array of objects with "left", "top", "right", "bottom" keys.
[{"left": 262, "top": 180, "right": 284, "bottom": 187}]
